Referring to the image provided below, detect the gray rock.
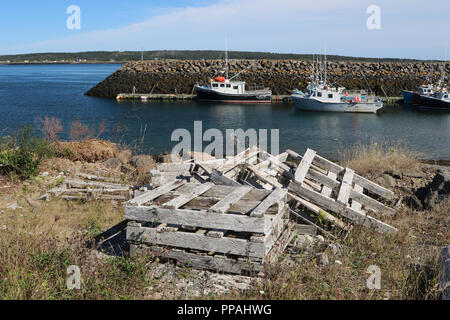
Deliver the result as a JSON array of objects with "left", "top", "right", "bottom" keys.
[
  {"left": 328, "top": 243, "right": 343, "bottom": 255},
  {"left": 316, "top": 252, "right": 329, "bottom": 267},
  {"left": 103, "top": 157, "right": 122, "bottom": 169},
  {"left": 130, "top": 155, "right": 155, "bottom": 174},
  {"left": 376, "top": 174, "right": 397, "bottom": 189}
]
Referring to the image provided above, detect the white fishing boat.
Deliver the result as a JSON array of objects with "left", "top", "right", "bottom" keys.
[
  {"left": 195, "top": 48, "right": 271, "bottom": 104},
  {"left": 292, "top": 56, "right": 383, "bottom": 113}
]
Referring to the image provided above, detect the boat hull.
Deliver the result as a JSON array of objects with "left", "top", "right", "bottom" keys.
[
  {"left": 402, "top": 90, "right": 414, "bottom": 104},
  {"left": 417, "top": 95, "right": 450, "bottom": 110},
  {"left": 195, "top": 86, "right": 272, "bottom": 104},
  {"left": 291, "top": 95, "right": 383, "bottom": 113}
]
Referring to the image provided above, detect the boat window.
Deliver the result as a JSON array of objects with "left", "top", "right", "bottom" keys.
[
  {"left": 212, "top": 84, "right": 218, "bottom": 88},
  {"left": 317, "top": 92, "right": 322, "bottom": 97},
  {"left": 445, "top": 95, "right": 448, "bottom": 98},
  {"left": 328, "top": 94, "right": 333, "bottom": 98},
  {"left": 226, "top": 84, "right": 231, "bottom": 88},
  {"left": 313, "top": 92, "right": 316, "bottom": 97},
  {"left": 220, "top": 84, "right": 225, "bottom": 87},
  {"left": 233, "top": 86, "right": 238, "bottom": 90}
]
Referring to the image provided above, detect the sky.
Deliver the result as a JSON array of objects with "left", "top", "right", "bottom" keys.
[{"left": 0, "top": 0, "right": 449, "bottom": 60}]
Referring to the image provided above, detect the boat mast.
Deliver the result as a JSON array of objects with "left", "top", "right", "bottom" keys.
[{"left": 225, "top": 38, "right": 229, "bottom": 79}]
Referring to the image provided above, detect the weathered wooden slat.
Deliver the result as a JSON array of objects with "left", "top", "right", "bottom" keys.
[
  {"left": 128, "top": 180, "right": 186, "bottom": 206},
  {"left": 127, "top": 224, "right": 266, "bottom": 258},
  {"left": 162, "top": 183, "right": 213, "bottom": 209},
  {"left": 157, "top": 163, "right": 193, "bottom": 172},
  {"left": 294, "top": 149, "right": 316, "bottom": 183},
  {"left": 210, "top": 169, "right": 242, "bottom": 187},
  {"left": 251, "top": 188, "right": 287, "bottom": 218},
  {"left": 288, "top": 192, "right": 347, "bottom": 230},
  {"left": 337, "top": 168, "right": 355, "bottom": 205},
  {"left": 75, "top": 173, "right": 121, "bottom": 183},
  {"left": 350, "top": 188, "right": 395, "bottom": 216},
  {"left": 288, "top": 181, "right": 397, "bottom": 234},
  {"left": 207, "top": 186, "right": 252, "bottom": 213},
  {"left": 64, "top": 178, "right": 129, "bottom": 189},
  {"left": 321, "top": 171, "right": 337, "bottom": 197},
  {"left": 126, "top": 206, "right": 267, "bottom": 233},
  {"left": 130, "top": 244, "right": 264, "bottom": 274},
  {"left": 351, "top": 185, "right": 363, "bottom": 212}
]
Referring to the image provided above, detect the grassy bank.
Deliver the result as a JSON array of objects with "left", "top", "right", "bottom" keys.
[{"left": 0, "top": 129, "right": 448, "bottom": 300}]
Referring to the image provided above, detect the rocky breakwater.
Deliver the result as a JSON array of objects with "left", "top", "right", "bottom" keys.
[{"left": 85, "top": 59, "right": 450, "bottom": 98}]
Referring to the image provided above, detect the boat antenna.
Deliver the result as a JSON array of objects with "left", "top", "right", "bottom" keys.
[
  {"left": 229, "top": 61, "right": 258, "bottom": 81},
  {"left": 225, "top": 37, "right": 229, "bottom": 79},
  {"left": 141, "top": 47, "right": 144, "bottom": 61}
]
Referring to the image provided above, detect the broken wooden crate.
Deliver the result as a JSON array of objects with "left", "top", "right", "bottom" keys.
[
  {"left": 46, "top": 173, "right": 133, "bottom": 202},
  {"left": 225, "top": 148, "right": 397, "bottom": 234},
  {"left": 125, "top": 180, "right": 292, "bottom": 273}
]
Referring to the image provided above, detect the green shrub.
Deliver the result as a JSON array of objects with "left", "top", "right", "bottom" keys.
[{"left": 0, "top": 126, "right": 55, "bottom": 179}]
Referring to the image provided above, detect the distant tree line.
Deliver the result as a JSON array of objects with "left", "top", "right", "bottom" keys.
[{"left": 0, "top": 50, "right": 435, "bottom": 63}]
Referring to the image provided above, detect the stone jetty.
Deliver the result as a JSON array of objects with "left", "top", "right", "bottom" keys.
[{"left": 85, "top": 59, "right": 449, "bottom": 99}]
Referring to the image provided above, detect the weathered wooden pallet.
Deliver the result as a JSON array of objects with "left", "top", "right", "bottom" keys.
[
  {"left": 129, "top": 220, "right": 298, "bottom": 275},
  {"left": 287, "top": 148, "right": 397, "bottom": 234},
  {"left": 126, "top": 181, "right": 290, "bottom": 264},
  {"left": 236, "top": 148, "right": 396, "bottom": 233},
  {"left": 45, "top": 175, "right": 133, "bottom": 201}
]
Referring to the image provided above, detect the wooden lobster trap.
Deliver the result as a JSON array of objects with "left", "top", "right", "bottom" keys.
[
  {"left": 125, "top": 180, "right": 294, "bottom": 274},
  {"left": 238, "top": 148, "right": 398, "bottom": 234}
]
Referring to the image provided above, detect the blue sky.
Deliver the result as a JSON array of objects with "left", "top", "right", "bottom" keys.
[{"left": 1, "top": 0, "right": 449, "bottom": 59}]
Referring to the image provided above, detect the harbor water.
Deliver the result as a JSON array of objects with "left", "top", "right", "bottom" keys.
[{"left": 0, "top": 64, "right": 449, "bottom": 160}]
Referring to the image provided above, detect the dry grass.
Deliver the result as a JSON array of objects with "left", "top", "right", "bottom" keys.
[
  {"left": 341, "top": 142, "right": 422, "bottom": 179},
  {"left": 0, "top": 141, "right": 448, "bottom": 300}
]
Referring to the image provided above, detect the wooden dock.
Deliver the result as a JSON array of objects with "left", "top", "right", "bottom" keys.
[{"left": 116, "top": 93, "right": 403, "bottom": 104}]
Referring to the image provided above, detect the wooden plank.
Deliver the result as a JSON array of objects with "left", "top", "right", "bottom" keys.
[
  {"left": 294, "top": 149, "right": 316, "bottom": 183},
  {"left": 351, "top": 185, "right": 363, "bottom": 212},
  {"left": 157, "top": 163, "right": 193, "bottom": 172},
  {"left": 128, "top": 180, "right": 186, "bottom": 206},
  {"left": 207, "top": 186, "right": 252, "bottom": 213},
  {"left": 288, "top": 181, "right": 397, "bottom": 234},
  {"left": 126, "top": 224, "right": 266, "bottom": 258},
  {"left": 126, "top": 206, "right": 267, "bottom": 233},
  {"left": 206, "top": 230, "right": 225, "bottom": 238},
  {"left": 210, "top": 169, "right": 242, "bottom": 187},
  {"left": 350, "top": 188, "right": 395, "bottom": 216},
  {"left": 337, "top": 168, "right": 355, "bottom": 205},
  {"left": 250, "top": 188, "right": 287, "bottom": 218},
  {"left": 64, "top": 178, "right": 129, "bottom": 189},
  {"left": 439, "top": 245, "right": 450, "bottom": 300},
  {"left": 288, "top": 192, "right": 347, "bottom": 230},
  {"left": 321, "top": 172, "right": 337, "bottom": 197},
  {"left": 75, "top": 173, "right": 121, "bottom": 183},
  {"left": 130, "top": 244, "right": 264, "bottom": 274},
  {"left": 162, "top": 183, "right": 213, "bottom": 209}
]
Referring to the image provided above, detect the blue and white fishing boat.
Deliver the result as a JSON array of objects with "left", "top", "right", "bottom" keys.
[{"left": 291, "top": 56, "right": 383, "bottom": 113}]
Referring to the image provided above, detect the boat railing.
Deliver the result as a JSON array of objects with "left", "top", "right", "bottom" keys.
[{"left": 246, "top": 85, "right": 267, "bottom": 92}]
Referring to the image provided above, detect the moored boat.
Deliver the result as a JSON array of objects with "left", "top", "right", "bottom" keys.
[
  {"left": 195, "top": 49, "right": 271, "bottom": 104},
  {"left": 195, "top": 77, "right": 272, "bottom": 104},
  {"left": 291, "top": 56, "right": 383, "bottom": 113},
  {"left": 417, "top": 90, "right": 450, "bottom": 110}
]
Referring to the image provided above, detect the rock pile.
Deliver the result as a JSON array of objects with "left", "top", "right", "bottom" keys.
[
  {"left": 85, "top": 59, "right": 450, "bottom": 98},
  {"left": 408, "top": 170, "right": 450, "bottom": 210}
]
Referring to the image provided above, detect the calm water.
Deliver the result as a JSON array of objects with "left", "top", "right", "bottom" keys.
[{"left": 0, "top": 64, "right": 449, "bottom": 160}]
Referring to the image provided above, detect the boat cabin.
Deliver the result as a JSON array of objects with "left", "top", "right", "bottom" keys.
[
  {"left": 210, "top": 77, "right": 246, "bottom": 94},
  {"left": 417, "top": 85, "right": 434, "bottom": 96}
]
